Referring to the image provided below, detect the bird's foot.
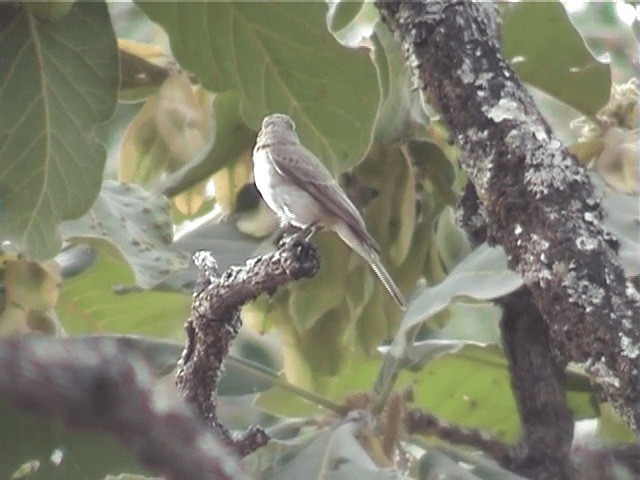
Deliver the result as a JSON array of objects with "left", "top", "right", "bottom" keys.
[{"left": 300, "top": 222, "right": 322, "bottom": 241}]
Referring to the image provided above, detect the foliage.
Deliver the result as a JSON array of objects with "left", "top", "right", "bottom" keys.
[{"left": 0, "top": 1, "right": 638, "bottom": 479}]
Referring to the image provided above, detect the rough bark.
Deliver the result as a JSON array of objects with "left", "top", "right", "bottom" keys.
[
  {"left": 0, "top": 234, "right": 320, "bottom": 477},
  {"left": 377, "top": 0, "right": 640, "bottom": 433},
  {"left": 499, "top": 288, "right": 576, "bottom": 479},
  {"left": 0, "top": 336, "right": 249, "bottom": 480},
  {"left": 176, "top": 233, "right": 319, "bottom": 454}
]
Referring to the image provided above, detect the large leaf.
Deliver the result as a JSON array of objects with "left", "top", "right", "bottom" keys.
[
  {"left": 57, "top": 254, "right": 190, "bottom": 338},
  {"left": 405, "top": 342, "right": 597, "bottom": 442},
  {"left": 376, "top": 244, "right": 522, "bottom": 394},
  {"left": 0, "top": 2, "right": 118, "bottom": 259},
  {"left": 137, "top": 2, "right": 379, "bottom": 173},
  {"left": 501, "top": 2, "right": 611, "bottom": 117},
  {"left": 60, "top": 180, "right": 190, "bottom": 290},
  {"left": 418, "top": 450, "right": 484, "bottom": 480},
  {"left": 374, "top": 342, "right": 596, "bottom": 443},
  {"left": 371, "top": 21, "right": 427, "bottom": 142},
  {"left": 395, "top": 244, "right": 522, "bottom": 356}
]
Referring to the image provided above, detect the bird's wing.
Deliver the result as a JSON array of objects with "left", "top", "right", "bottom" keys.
[{"left": 266, "top": 143, "right": 380, "bottom": 253}]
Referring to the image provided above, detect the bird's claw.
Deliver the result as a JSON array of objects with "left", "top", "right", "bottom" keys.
[{"left": 300, "top": 222, "right": 322, "bottom": 241}]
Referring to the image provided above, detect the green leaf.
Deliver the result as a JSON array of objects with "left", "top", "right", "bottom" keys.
[
  {"left": 119, "top": 74, "right": 216, "bottom": 190},
  {"left": 245, "top": 420, "right": 408, "bottom": 480},
  {"left": 288, "top": 233, "right": 351, "bottom": 332},
  {"left": 0, "top": 399, "right": 149, "bottom": 480},
  {"left": 599, "top": 181, "right": 640, "bottom": 277},
  {"left": 501, "top": 2, "right": 611, "bottom": 117},
  {"left": 418, "top": 450, "right": 484, "bottom": 480},
  {"left": 60, "top": 181, "right": 190, "bottom": 290},
  {"left": 137, "top": 2, "right": 379, "bottom": 173},
  {"left": 434, "top": 206, "right": 472, "bottom": 272},
  {"left": 420, "top": 446, "right": 527, "bottom": 480},
  {"left": 595, "top": 402, "right": 638, "bottom": 444},
  {"left": 255, "top": 385, "right": 323, "bottom": 419},
  {"left": 395, "top": 244, "right": 522, "bottom": 354},
  {"left": 4, "top": 259, "right": 60, "bottom": 312},
  {"left": 328, "top": 355, "right": 384, "bottom": 401},
  {"left": 376, "top": 244, "right": 522, "bottom": 393},
  {"left": 57, "top": 254, "right": 190, "bottom": 338},
  {"left": 403, "top": 139, "right": 457, "bottom": 206},
  {"left": 371, "top": 21, "right": 427, "bottom": 142},
  {"left": 24, "top": 1, "right": 74, "bottom": 23},
  {"left": 117, "top": 96, "right": 170, "bottom": 185},
  {"left": 219, "top": 335, "right": 282, "bottom": 396},
  {"left": 162, "top": 215, "right": 264, "bottom": 292},
  {"left": 0, "top": 2, "right": 118, "bottom": 259},
  {"left": 406, "top": 344, "right": 518, "bottom": 442},
  {"left": 327, "top": 1, "right": 364, "bottom": 34},
  {"left": 408, "top": 343, "right": 597, "bottom": 443},
  {"left": 104, "top": 475, "right": 160, "bottom": 480},
  {"left": 90, "top": 335, "right": 184, "bottom": 377}
]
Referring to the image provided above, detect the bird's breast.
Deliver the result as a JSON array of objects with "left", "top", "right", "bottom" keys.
[{"left": 253, "top": 148, "right": 327, "bottom": 227}]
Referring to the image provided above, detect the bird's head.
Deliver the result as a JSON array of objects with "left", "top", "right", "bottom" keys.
[{"left": 261, "top": 113, "right": 296, "bottom": 135}]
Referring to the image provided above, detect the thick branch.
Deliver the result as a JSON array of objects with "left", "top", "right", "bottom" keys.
[
  {"left": 176, "top": 234, "right": 319, "bottom": 454},
  {"left": 0, "top": 336, "right": 249, "bottom": 480},
  {"left": 405, "top": 409, "right": 511, "bottom": 465},
  {"left": 499, "top": 288, "right": 576, "bottom": 479},
  {"left": 377, "top": 0, "right": 640, "bottom": 433}
]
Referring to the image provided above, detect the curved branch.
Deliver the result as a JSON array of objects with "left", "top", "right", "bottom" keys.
[
  {"left": 0, "top": 336, "right": 249, "bottom": 480},
  {"left": 176, "top": 234, "right": 320, "bottom": 454}
]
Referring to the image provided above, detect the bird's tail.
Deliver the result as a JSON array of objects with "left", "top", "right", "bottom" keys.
[{"left": 335, "top": 223, "right": 407, "bottom": 310}]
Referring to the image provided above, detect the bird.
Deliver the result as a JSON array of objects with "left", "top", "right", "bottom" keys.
[{"left": 252, "top": 113, "right": 406, "bottom": 310}]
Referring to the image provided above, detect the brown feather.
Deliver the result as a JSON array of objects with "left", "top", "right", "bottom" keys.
[{"left": 265, "top": 143, "right": 380, "bottom": 253}]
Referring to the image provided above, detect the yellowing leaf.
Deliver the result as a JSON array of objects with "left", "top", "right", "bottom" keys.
[
  {"left": 173, "top": 180, "right": 207, "bottom": 216},
  {"left": 389, "top": 150, "right": 416, "bottom": 266},
  {"left": 119, "top": 96, "right": 171, "bottom": 184},
  {"left": 211, "top": 152, "right": 252, "bottom": 211},
  {"left": 119, "top": 76, "right": 216, "bottom": 186},
  {"left": 4, "top": 259, "right": 61, "bottom": 311},
  {"left": 117, "top": 38, "right": 165, "bottom": 59},
  {"left": 118, "top": 38, "right": 170, "bottom": 102},
  {"left": 155, "top": 76, "right": 215, "bottom": 165}
]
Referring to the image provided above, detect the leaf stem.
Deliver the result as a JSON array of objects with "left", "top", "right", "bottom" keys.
[{"left": 226, "top": 354, "right": 346, "bottom": 414}]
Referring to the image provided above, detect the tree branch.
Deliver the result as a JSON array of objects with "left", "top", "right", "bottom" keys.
[
  {"left": 0, "top": 335, "right": 249, "bottom": 480},
  {"left": 405, "top": 408, "right": 511, "bottom": 466},
  {"left": 176, "top": 233, "right": 320, "bottom": 454},
  {"left": 377, "top": 0, "right": 640, "bottom": 433},
  {"left": 498, "top": 288, "right": 576, "bottom": 479}
]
